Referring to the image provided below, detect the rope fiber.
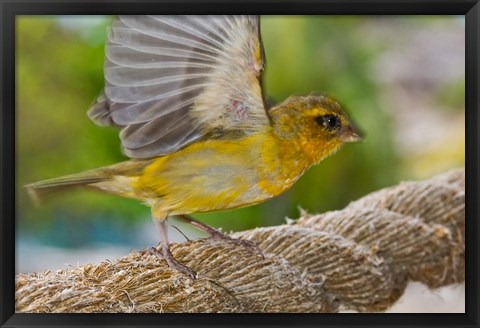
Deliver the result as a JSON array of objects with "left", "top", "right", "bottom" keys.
[{"left": 15, "top": 168, "right": 465, "bottom": 313}]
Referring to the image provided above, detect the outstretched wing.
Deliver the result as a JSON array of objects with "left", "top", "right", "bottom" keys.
[{"left": 88, "top": 15, "right": 269, "bottom": 159}]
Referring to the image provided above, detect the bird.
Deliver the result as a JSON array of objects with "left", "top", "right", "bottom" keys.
[{"left": 26, "top": 15, "right": 362, "bottom": 279}]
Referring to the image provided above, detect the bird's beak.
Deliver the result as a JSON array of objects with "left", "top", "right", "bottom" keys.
[{"left": 340, "top": 123, "right": 363, "bottom": 143}]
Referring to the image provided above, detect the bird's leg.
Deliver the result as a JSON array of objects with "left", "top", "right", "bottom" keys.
[
  {"left": 176, "top": 214, "right": 263, "bottom": 257},
  {"left": 148, "top": 219, "right": 197, "bottom": 280}
]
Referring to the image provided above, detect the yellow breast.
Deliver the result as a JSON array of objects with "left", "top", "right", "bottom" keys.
[{"left": 131, "top": 128, "right": 315, "bottom": 217}]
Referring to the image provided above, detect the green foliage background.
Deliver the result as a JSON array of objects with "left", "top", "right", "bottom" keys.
[{"left": 16, "top": 16, "right": 465, "bottom": 250}]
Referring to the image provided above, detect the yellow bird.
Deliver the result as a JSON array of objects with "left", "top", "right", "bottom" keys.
[{"left": 26, "top": 15, "right": 362, "bottom": 279}]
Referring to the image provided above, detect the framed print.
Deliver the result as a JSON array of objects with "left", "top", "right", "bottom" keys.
[{"left": 1, "top": 0, "right": 478, "bottom": 327}]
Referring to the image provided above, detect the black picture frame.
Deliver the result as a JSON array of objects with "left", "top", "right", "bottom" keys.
[{"left": 1, "top": 0, "right": 478, "bottom": 327}]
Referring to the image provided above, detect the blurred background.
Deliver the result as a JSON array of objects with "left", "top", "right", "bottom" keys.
[{"left": 16, "top": 16, "right": 465, "bottom": 312}]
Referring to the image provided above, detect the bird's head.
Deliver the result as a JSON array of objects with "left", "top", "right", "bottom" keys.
[{"left": 270, "top": 95, "right": 362, "bottom": 164}]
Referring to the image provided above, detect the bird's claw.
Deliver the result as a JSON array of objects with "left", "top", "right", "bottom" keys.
[
  {"left": 143, "top": 246, "right": 197, "bottom": 280},
  {"left": 208, "top": 232, "right": 265, "bottom": 259}
]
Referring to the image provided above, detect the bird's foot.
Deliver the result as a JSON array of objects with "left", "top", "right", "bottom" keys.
[
  {"left": 207, "top": 230, "right": 264, "bottom": 259},
  {"left": 145, "top": 246, "right": 197, "bottom": 281},
  {"left": 176, "top": 214, "right": 264, "bottom": 258}
]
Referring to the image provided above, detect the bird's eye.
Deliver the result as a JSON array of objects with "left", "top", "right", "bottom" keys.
[{"left": 315, "top": 114, "right": 341, "bottom": 131}]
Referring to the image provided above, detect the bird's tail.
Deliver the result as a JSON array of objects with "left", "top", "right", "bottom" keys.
[
  {"left": 25, "top": 169, "right": 109, "bottom": 206},
  {"left": 25, "top": 160, "right": 152, "bottom": 205}
]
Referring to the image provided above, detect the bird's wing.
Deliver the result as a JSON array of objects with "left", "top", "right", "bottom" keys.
[{"left": 88, "top": 15, "right": 269, "bottom": 159}]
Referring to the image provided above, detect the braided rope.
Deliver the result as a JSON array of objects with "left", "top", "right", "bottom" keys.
[{"left": 15, "top": 168, "right": 465, "bottom": 313}]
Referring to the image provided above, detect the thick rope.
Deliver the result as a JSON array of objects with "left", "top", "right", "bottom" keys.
[{"left": 15, "top": 168, "right": 465, "bottom": 313}]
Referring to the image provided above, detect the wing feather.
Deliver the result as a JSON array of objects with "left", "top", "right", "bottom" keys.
[{"left": 88, "top": 15, "right": 268, "bottom": 158}]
